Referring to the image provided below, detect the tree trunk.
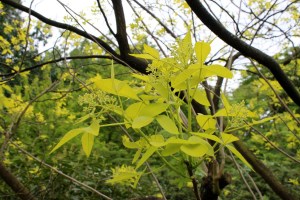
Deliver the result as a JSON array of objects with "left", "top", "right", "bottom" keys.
[{"left": 0, "top": 162, "right": 36, "bottom": 200}]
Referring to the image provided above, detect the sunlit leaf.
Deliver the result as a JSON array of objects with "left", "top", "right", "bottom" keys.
[
  {"left": 143, "top": 44, "right": 160, "bottom": 59},
  {"left": 149, "top": 135, "right": 165, "bottom": 147},
  {"left": 195, "top": 41, "right": 211, "bottom": 64},
  {"left": 180, "top": 143, "right": 207, "bottom": 157},
  {"left": 136, "top": 146, "right": 157, "bottom": 169},
  {"left": 152, "top": 83, "right": 169, "bottom": 99},
  {"left": 180, "top": 136, "right": 209, "bottom": 157},
  {"left": 84, "top": 120, "right": 100, "bottom": 136},
  {"left": 82, "top": 132, "right": 95, "bottom": 157},
  {"left": 156, "top": 115, "right": 179, "bottom": 134},
  {"left": 190, "top": 89, "right": 210, "bottom": 106},
  {"left": 139, "top": 103, "right": 169, "bottom": 117},
  {"left": 125, "top": 102, "right": 145, "bottom": 120},
  {"left": 132, "top": 116, "right": 154, "bottom": 129},
  {"left": 196, "top": 114, "right": 216, "bottom": 130},
  {"left": 226, "top": 145, "right": 253, "bottom": 170},
  {"left": 122, "top": 136, "right": 140, "bottom": 149},
  {"left": 93, "top": 76, "right": 139, "bottom": 100},
  {"left": 221, "top": 133, "right": 239, "bottom": 145},
  {"left": 191, "top": 132, "right": 222, "bottom": 144},
  {"left": 171, "top": 68, "right": 197, "bottom": 88},
  {"left": 161, "top": 143, "right": 181, "bottom": 156},
  {"left": 202, "top": 65, "right": 233, "bottom": 78},
  {"left": 221, "top": 93, "right": 231, "bottom": 110},
  {"left": 49, "top": 128, "right": 84, "bottom": 154},
  {"left": 132, "top": 148, "right": 142, "bottom": 164}
]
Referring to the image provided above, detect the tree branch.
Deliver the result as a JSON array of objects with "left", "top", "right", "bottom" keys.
[
  {"left": 0, "top": 0, "right": 149, "bottom": 74},
  {"left": 233, "top": 140, "right": 296, "bottom": 200},
  {"left": 185, "top": 0, "right": 300, "bottom": 107},
  {"left": 1, "top": 55, "right": 113, "bottom": 79},
  {"left": 0, "top": 162, "right": 36, "bottom": 200}
]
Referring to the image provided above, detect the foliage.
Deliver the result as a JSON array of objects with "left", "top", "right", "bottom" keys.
[{"left": 0, "top": 0, "right": 299, "bottom": 199}]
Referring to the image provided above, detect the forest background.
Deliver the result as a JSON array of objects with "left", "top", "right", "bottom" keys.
[{"left": 0, "top": 0, "right": 299, "bottom": 200}]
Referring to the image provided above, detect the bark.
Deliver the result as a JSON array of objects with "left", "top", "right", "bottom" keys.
[
  {"left": 234, "top": 141, "right": 297, "bottom": 200},
  {"left": 0, "top": 162, "right": 36, "bottom": 200}
]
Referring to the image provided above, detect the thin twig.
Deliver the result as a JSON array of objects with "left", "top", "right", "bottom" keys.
[{"left": 10, "top": 141, "right": 112, "bottom": 200}]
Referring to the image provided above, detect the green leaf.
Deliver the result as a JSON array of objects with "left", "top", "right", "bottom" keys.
[
  {"left": 221, "top": 93, "right": 231, "bottom": 110},
  {"left": 161, "top": 143, "right": 181, "bottom": 156},
  {"left": 180, "top": 136, "right": 208, "bottom": 157},
  {"left": 84, "top": 120, "right": 100, "bottom": 136},
  {"left": 196, "top": 114, "right": 217, "bottom": 130},
  {"left": 180, "top": 144, "right": 207, "bottom": 157},
  {"left": 136, "top": 146, "right": 157, "bottom": 169},
  {"left": 132, "top": 149, "right": 142, "bottom": 164},
  {"left": 49, "top": 128, "right": 84, "bottom": 154},
  {"left": 149, "top": 135, "right": 165, "bottom": 147},
  {"left": 191, "top": 132, "right": 222, "bottom": 144},
  {"left": 221, "top": 133, "right": 239, "bottom": 145},
  {"left": 125, "top": 102, "right": 145, "bottom": 120},
  {"left": 226, "top": 145, "right": 253, "bottom": 170},
  {"left": 202, "top": 65, "right": 233, "bottom": 78},
  {"left": 93, "top": 76, "right": 140, "bottom": 100},
  {"left": 143, "top": 44, "right": 160, "bottom": 59},
  {"left": 171, "top": 68, "right": 197, "bottom": 88},
  {"left": 122, "top": 136, "right": 140, "bottom": 149},
  {"left": 139, "top": 103, "right": 169, "bottom": 117},
  {"left": 156, "top": 115, "right": 179, "bottom": 134},
  {"left": 132, "top": 116, "right": 154, "bottom": 129},
  {"left": 82, "top": 132, "right": 95, "bottom": 157},
  {"left": 190, "top": 89, "right": 210, "bottom": 106},
  {"left": 152, "top": 83, "right": 169, "bottom": 99},
  {"left": 195, "top": 41, "right": 211, "bottom": 64},
  {"left": 213, "top": 108, "right": 230, "bottom": 117},
  {"left": 178, "top": 30, "right": 193, "bottom": 63}
]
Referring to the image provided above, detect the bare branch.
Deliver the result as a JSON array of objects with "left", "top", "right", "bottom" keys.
[{"left": 185, "top": 0, "right": 300, "bottom": 107}]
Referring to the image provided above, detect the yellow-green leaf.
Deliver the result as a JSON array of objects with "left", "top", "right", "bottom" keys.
[
  {"left": 49, "top": 128, "right": 84, "bottom": 154},
  {"left": 125, "top": 102, "right": 145, "bottom": 120},
  {"left": 221, "top": 93, "right": 231, "bottom": 110},
  {"left": 226, "top": 145, "right": 253, "bottom": 170},
  {"left": 180, "top": 144, "right": 207, "bottom": 157},
  {"left": 202, "top": 65, "right": 233, "bottom": 78},
  {"left": 149, "top": 135, "right": 166, "bottom": 147},
  {"left": 132, "top": 116, "right": 154, "bottom": 129},
  {"left": 139, "top": 103, "right": 169, "bottom": 117},
  {"left": 84, "top": 120, "right": 100, "bottom": 136},
  {"left": 161, "top": 143, "right": 181, "bottom": 156},
  {"left": 196, "top": 114, "right": 216, "bottom": 130},
  {"left": 152, "top": 83, "right": 169, "bottom": 99},
  {"left": 82, "top": 132, "right": 95, "bottom": 157},
  {"left": 122, "top": 136, "right": 140, "bottom": 149},
  {"left": 180, "top": 136, "right": 208, "bottom": 157},
  {"left": 221, "top": 133, "right": 239, "bottom": 145},
  {"left": 156, "top": 115, "right": 179, "bottom": 134},
  {"left": 191, "top": 132, "right": 222, "bottom": 144},
  {"left": 136, "top": 146, "right": 157, "bottom": 169},
  {"left": 171, "top": 68, "right": 197, "bottom": 88},
  {"left": 132, "top": 148, "right": 142, "bottom": 164},
  {"left": 191, "top": 89, "right": 210, "bottom": 106},
  {"left": 195, "top": 41, "right": 211, "bottom": 64},
  {"left": 93, "top": 76, "right": 139, "bottom": 100},
  {"left": 143, "top": 44, "right": 160, "bottom": 59}
]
